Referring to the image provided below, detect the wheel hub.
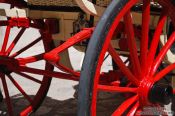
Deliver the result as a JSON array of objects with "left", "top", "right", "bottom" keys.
[
  {"left": 0, "top": 56, "right": 14, "bottom": 75},
  {"left": 139, "top": 78, "right": 173, "bottom": 106},
  {"left": 0, "top": 64, "right": 12, "bottom": 75},
  {"left": 148, "top": 83, "right": 173, "bottom": 105}
]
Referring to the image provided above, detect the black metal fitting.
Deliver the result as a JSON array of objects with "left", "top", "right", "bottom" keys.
[{"left": 148, "top": 83, "right": 173, "bottom": 105}]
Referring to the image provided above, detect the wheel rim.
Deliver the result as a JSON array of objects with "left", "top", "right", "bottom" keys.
[
  {"left": 85, "top": 0, "right": 175, "bottom": 115},
  {"left": 0, "top": 16, "right": 54, "bottom": 115}
]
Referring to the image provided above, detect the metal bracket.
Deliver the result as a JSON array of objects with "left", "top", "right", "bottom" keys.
[{"left": 9, "top": 18, "right": 29, "bottom": 28}]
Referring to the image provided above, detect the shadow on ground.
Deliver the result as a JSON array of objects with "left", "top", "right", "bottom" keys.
[
  {"left": 0, "top": 85, "right": 126, "bottom": 116},
  {"left": 0, "top": 85, "right": 174, "bottom": 116},
  {"left": 0, "top": 95, "right": 77, "bottom": 116},
  {"left": 0, "top": 95, "right": 125, "bottom": 116}
]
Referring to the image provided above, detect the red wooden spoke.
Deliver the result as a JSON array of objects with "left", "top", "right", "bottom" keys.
[
  {"left": 154, "top": 63, "right": 175, "bottom": 82},
  {"left": 44, "top": 28, "right": 93, "bottom": 64},
  {"left": 56, "top": 63, "right": 80, "bottom": 77},
  {"left": 173, "top": 89, "right": 175, "bottom": 94},
  {"left": 17, "top": 53, "right": 44, "bottom": 65},
  {"left": 10, "top": 37, "right": 42, "bottom": 58},
  {"left": 1, "top": 26, "right": 11, "bottom": 53},
  {"left": 97, "top": 85, "right": 138, "bottom": 93},
  {"left": 123, "top": 11, "right": 141, "bottom": 77},
  {"left": 17, "top": 66, "right": 79, "bottom": 81},
  {"left": 7, "top": 74, "right": 33, "bottom": 104},
  {"left": 147, "top": 15, "right": 167, "bottom": 74},
  {"left": 0, "top": 74, "right": 13, "bottom": 115},
  {"left": 45, "top": 28, "right": 93, "bottom": 56},
  {"left": 108, "top": 44, "right": 139, "bottom": 86},
  {"left": 20, "top": 106, "right": 33, "bottom": 116},
  {"left": 151, "top": 32, "right": 175, "bottom": 76},
  {"left": 140, "top": 0, "right": 150, "bottom": 71},
  {"left": 15, "top": 72, "right": 42, "bottom": 84},
  {"left": 6, "top": 28, "right": 26, "bottom": 55},
  {"left": 127, "top": 101, "right": 139, "bottom": 116},
  {"left": 112, "top": 95, "right": 138, "bottom": 116}
]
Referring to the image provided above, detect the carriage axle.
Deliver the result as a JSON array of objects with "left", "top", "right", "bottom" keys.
[{"left": 148, "top": 83, "right": 173, "bottom": 105}]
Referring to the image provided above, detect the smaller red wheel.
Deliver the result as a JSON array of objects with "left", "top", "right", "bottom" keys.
[{"left": 0, "top": 3, "right": 55, "bottom": 114}]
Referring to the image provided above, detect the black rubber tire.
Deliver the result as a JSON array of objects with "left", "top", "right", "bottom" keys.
[{"left": 78, "top": 0, "right": 128, "bottom": 116}]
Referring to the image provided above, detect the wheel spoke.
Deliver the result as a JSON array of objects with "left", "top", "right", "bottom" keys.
[
  {"left": 97, "top": 85, "right": 138, "bottom": 93},
  {"left": 20, "top": 106, "right": 33, "bottom": 116},
  {"left": 140, "top": 0, "right": 150, "bottom": 71},
  {"left": 112, "top": 95, "right": 138, "bottom": 116},
  {"left": 151, "top": 32, "right": 175, "bottom": 76},
  {"left": 127, "top": 101, "right": 139, "bottom": 116},
  {"left": 147, "top": 15, "right": 167, "bottom": 74},
  {"left": 7, "top": 74, "right": 33, "bottom": 104},
  {"left": 44, "top": 28, "right": 93, "bottom": 55},
  {"left": 1, "top": 26, "right": 11, "bottom": 53},
  {"left": 0, "top": 74, "right": 13, "bottom": 115},
  {"left": 17, "top": 66, "right": 79, "bottom": 81},
  {"left": 10, "top": 37, "right": 42, "bottom": 58},
  {"left": 56, "top": 63, "right": 80, "bottom": 77},
  {"left": 15, "top": 72, "right": 42, "bottom": 84},
  {"left": 154, "top": 63, "right": 175, "bottom": 82},
  {"left": 6, "top": 28, "right": 26, "bottom": 55},
  {"left": 108, "top": 44, "right": 139, "bottom": 86},
  {"left": 17, "top": 53, "right": 44, "bottom": 65},
  {"left": 123, "top": 11, "right": 141, "bottom": 77}
]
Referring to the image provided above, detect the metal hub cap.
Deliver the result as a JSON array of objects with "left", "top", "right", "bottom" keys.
[
  {"left": 148, "top": 83, "right": 173, "bottom": 105},
  {"left": 139, "top": 78, "right": 173, "bottom": 106}
]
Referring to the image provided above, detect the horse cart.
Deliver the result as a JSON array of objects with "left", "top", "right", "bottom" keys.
[{"left": 0, "top": 0, "right": 175, "bottom": 115}]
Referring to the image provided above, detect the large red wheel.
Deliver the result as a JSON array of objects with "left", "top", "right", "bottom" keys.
[
  {"left": 78, "top": 0, "right": 175, "bottom": 115},
  {"left": 0, "top": 3, "right": 55, "bottom": 116}
]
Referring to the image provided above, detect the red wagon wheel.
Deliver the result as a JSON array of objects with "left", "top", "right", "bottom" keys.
[
  {"left": 78, "top": 0, "right": 175, "bottom": 115},
  {"left": 0, "top": 2, "right": 55, "bottom": 115},
  {"left": 0, "top": 18, "right": 55, "bottom": 115}
]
